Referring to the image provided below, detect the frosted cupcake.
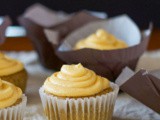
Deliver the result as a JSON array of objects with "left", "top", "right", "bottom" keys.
[
  {"left": 0, "top": 53, "right": 28, "bottom": 92},
  {"left": 0, "top": 78, "right": 27, "bottom": 120},
  {"left": 75, "top": 29, "right": 128, "bottom": 50},
  {"left": 39, "top": 63, "right": 119, "bottom": 120}
]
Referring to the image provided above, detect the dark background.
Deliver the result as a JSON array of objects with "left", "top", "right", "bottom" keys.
[{"left": 1, "top": 0, "right": 160, "bottom": 28}]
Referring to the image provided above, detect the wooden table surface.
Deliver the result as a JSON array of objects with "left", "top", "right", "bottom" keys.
[{"left": 0, "top": 28, "right": 160, "bottom": 51}]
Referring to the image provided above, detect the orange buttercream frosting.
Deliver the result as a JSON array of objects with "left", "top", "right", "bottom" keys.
[
  {"left": 0, "top": 79, "right": 22, "bottom": 109},
  {"left": 75, "top": 29, "right": 128, "bottom": 50},
  {"left": 44, "top": 63, "right": 110, "bottom": 97},
  {"left": 0, "top": 53, "right": 24, "bottom": 76}
]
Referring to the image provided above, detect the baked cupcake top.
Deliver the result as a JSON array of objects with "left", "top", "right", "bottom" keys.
[
  {"left": 0, "top": 53, "right": 24, "bottom": 76},
  {"left": 44, "top": 63, "right": 110, "bottom": 97},
  {"left": 75, "top": 29, "right": 128, "bottom": 50},
  {"left": 0, "top": 78, "right": 22, "bottom": 109}
]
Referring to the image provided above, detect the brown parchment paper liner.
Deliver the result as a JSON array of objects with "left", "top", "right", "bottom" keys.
[
  {"left": 39, "top": 83, "right": 119, "bottom": 120},
  {"left": 0, "top": 95, "right": 27, "bottom": 120},
  {"left": 18, "top": 3, "right": 100, "bottom": 69},
  {"left": 56, "top": 15, "right": 152, "bottom": 80},
  {"left": 0, "top": 16, "right": 12, "bottom": 44},
  {"left": 115, "top": 67, "right": 160, "bottom": 114}
]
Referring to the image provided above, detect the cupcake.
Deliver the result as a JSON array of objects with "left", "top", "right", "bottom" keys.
[
  {"left": 0, "top": 53, "right": 28, "bottom": 92},
  {"left": 39, "top": 63, "right": 119, "bottom": 120},
  {"left": 75, "top": 29, "right": 128, "bottom": 50},
  {"left": 19, "top": 3, "right": 101, "bottom": 70},
  {"left": 0, "top": 78, "right": 27, "bottom": 120},
  {"left": 56, "top": 15, "right": 151, "bottom": 80}
]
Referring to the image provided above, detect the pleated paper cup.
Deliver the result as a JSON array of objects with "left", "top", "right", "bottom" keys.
[
  {"left": 39, "top": 83, "right": 119, "bottom": 120},
  {"left": 0, "top": 95, "right": 27, "bottom": 120}
]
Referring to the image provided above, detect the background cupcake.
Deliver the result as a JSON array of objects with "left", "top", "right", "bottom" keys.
[
  {"left": 18, "top": 3, "right": 101, "bottom": 69},
  {"left": 56, "top": 15, "right": 152, "bottom": 80},
  {"left": 0, "top": 53, "right": 28, "bottom": 92},
  {"left": 39, "top": 63, "right": 119, "bottom": 120},
  {"left": 0, "top": 78, "right": 27, "bottom": 120}
]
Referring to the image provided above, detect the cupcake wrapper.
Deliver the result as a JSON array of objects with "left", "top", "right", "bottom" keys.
[
  {"left": 39, "top": 83, "right": 119, "bottom": 120},
  {"left": 116, "top": 67, "right": 160, "bottom": 114},
  {"left": 0, "top": 95, "right": 27, "bottom": 120}
]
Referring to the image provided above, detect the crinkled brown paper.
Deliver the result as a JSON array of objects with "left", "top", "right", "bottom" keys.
[{"left": 116, "top": 67, "right": 160, "bottom": 114}]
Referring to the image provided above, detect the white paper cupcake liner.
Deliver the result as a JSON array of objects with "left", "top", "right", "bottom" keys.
[
  {"left": 0, "top": 94, "right": 27, "bottom": 120},
  {"left": 39, "top": 83, "right": 119, "bottom": 120}
]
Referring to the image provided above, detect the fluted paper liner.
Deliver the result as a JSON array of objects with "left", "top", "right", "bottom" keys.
[
  {"left": 116, "top": 67, "right": 160, "bottom": 114},
  {"left": 18, "top": 3, "right": 101, "bottom": 69},
  {"left": 56, "top": 15, "right": 152, "bottom": 80},
  {"left": 0, "top": 95, "right": 27, "bottom": 120},
  {"left": 0, "top": 16, "right": 12, "bottom": 44},
  {"left": 39, "top": 83, "right": 119, "bottom": 120}
]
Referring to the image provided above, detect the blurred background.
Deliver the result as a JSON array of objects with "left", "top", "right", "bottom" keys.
[
  {"left": 0, "top": 0, "right": 160, "bottom": 51},
  {"left": 1, "top": 0, "right": 160, "bottom": 28}
]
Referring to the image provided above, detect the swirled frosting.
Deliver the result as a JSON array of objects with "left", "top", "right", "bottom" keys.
[
  {"left": 0, "top": 79, "right": 22, "bottom": 109},
  {"left": 75, "top": 29, "right": 128, "bottom": 50},
  {"left": 0, "top": 53, "right": 24, "bottom": 76},
  {"left": 44, "top": 63, "right": 110, "bottom": 97}
]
